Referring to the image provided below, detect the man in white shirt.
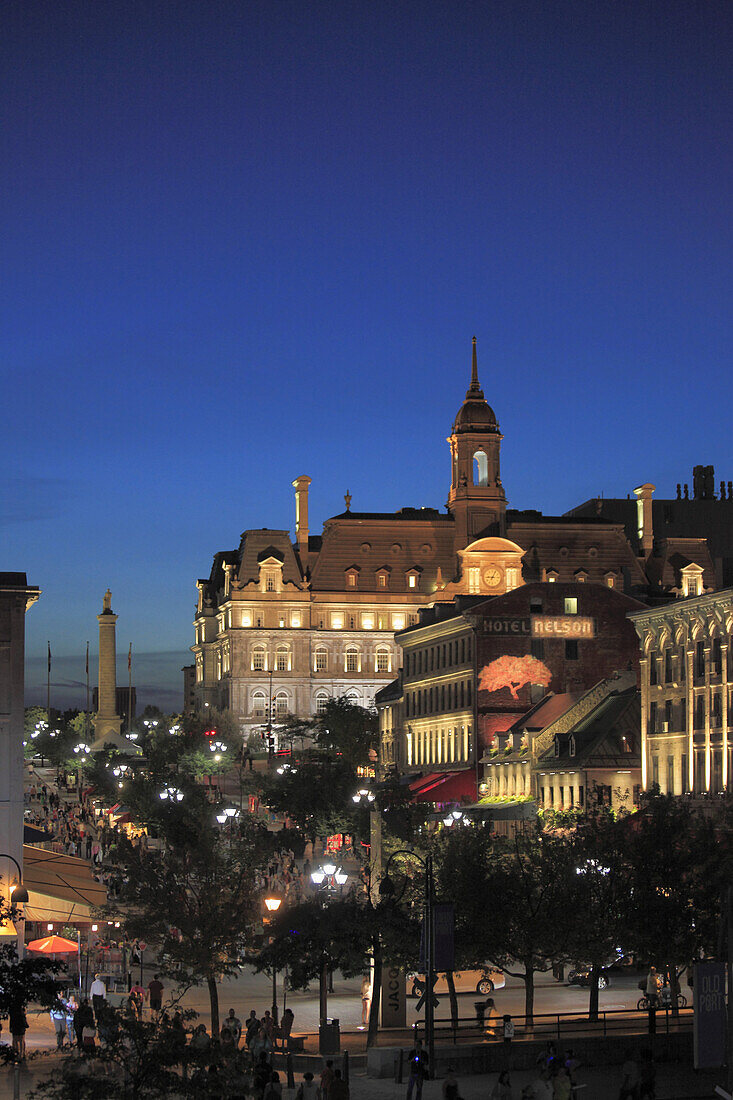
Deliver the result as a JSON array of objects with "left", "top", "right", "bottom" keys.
[{"left": 90, "top": 973, "right": 106, "bottom": 1017}]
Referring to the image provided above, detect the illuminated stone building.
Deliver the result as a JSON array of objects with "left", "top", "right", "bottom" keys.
[
  {"left": 379, "top": 582, "right": 645, "bottom": 800},
  {"left": 194, "top": 338, "right": 713, "bottom": 744},
  {"left": 628, "top": 587, "right": 733, "bottom": 795},
  {"left": 0, "top": 573, "right": 40, "bottom": 944}
]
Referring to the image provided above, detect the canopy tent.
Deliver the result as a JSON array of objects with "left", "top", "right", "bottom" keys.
[
  {"left": 408, "top": 769, "right": 477, "bottom": 804},
  {"left": 22, "top": 845, "right": 108, "bottom": 923},
  {"left": 27, "top": 934, "right": 78, "bottom": 954}
]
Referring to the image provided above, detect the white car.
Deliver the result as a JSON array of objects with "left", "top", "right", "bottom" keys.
[{"left": 408, "top": 967, "right": 505, "bottom": 997}]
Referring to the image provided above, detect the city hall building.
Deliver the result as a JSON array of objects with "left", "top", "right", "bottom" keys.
[{"left": 192, "top": 338, "right": 714, "bottom": 747}]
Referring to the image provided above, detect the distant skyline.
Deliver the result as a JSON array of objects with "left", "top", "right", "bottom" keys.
[{"left": 5, "top": 1, "right": 732, "bottom": 711}]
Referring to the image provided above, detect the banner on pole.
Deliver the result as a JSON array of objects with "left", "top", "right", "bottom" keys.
[{"left": 694, "top": 960, "right": 726, "bottom": 1069}]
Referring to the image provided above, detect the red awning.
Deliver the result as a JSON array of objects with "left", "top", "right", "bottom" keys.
[{"left": 408, "top": 770, "right": 477, "bottom": 804}]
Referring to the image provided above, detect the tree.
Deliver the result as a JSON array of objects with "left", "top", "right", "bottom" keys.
[
  {"left": 259, "top": 753, "right": 361, "bottom": 842},
  {"left": 311, "top": 697, "right": 378, "bottom": 769},
  {"left": 0, "top": 912, "right": 61, "bottom": 1033},
  {"left": 30, "top": 1009, "right": 202, "bottom": 1099},
  {"left": 112, "top": 776, "right": 277, "bottom": 1037},
  {"left": 565, "top": 809, "right": 635, "bottom": 1019},
  {"left": 479, "top": 830, "right": 577, "bottom": 1023},
  {"left": 621, "top": 793, "right": 727, "bottom": 1006},
  {"left": 478, "top": 655, "right": 552, "bottom": 699}
]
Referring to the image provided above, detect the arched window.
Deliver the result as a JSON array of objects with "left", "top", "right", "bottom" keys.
[
  {"left": 346, "top": 689, "right": 360, "bottom": 705},
  {"left": 315, "top": 692, "right": 329, "bottom": 715},
  {"left": 275, "top": 646, "right": 290, "bottom": 672},
  {"left": 345, "top": 647, "right": 360, "bottom": 673},
  {"left": 315, "top": 647, "right": 328, "bottom": 672},
  {"left": 375, "top": 648, "right": 390, "bottom": 672},
  {"left": 251, "top": 646, "right": 266, "bottom": 671},
  {"left": 473, "top": 450, "right": 489, "bottom": 487},
  {"left": 274, "top": 692, "right": 289, "bottom": 718},
  {"left": 252, "top": 691, "right": 267, "bottom": 718}
]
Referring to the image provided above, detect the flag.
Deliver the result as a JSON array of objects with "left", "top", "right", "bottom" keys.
[
  {"left": 128, "top": 643, "right": 132, "bottom": 672},
  {"left": 47, "top": 641, "right": 51, "bottom": 672}
]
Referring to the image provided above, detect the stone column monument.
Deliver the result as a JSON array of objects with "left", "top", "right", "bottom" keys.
[{"left": 92, "top": 589, "right": 122, "bottom": 748}]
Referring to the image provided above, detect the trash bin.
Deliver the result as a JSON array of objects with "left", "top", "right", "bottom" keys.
[{"left": 319, "top": 1018, "right": 340, "bottom": 1054}]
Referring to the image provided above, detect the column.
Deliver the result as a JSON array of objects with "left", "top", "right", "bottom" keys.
[
  {"left": 704, "top": 643, "right": 711, "bottom": 791},
  {"left": 723, "top": 643, "right": 729, "bottom": 789},
  {"left": 686, "top": 647, "right": 695, "bottom": 792},
  {"left": 639, "top": 654, "right": 649, "bottom": 789}
]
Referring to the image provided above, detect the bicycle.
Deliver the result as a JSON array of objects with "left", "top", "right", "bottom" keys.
[{"left": 637, "top": 992, "right": 687, "bottom": 1010}]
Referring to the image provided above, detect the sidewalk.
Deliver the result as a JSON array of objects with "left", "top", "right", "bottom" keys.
[{"left": 0, "top": 1058, "right": 725, "bottom": 1099}]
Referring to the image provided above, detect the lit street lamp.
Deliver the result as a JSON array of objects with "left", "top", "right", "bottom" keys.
[
  {"left": 159, "top": 786, "right": 184, "bottom": 802},
  {"left": 310, "top": 864, "right": 349, "bottom": 1031},
  {"left": 352, "top": 788, "right": 375, "bottom": 804},
  {"left": 264, "top": 893, "right": 283, "bottom": 1025}
]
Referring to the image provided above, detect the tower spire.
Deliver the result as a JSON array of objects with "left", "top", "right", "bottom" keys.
[{"left": 466, "top": 335, "right": 484, "bottom": 398}]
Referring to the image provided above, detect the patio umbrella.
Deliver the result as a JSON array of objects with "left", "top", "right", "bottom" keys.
[{"left": 27, "top": 935, "right": 79, "bottom": 954}]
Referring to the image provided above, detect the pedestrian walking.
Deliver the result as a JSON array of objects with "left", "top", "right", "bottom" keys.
[
  {"left": 90, "top": 972, "right": 107, "bottom": 1017},
  {"left": 148, "top": 973, "right": 164, "bottom": 1017},
  {"left": 406, "top": 1038, "right": 429, "bottom": 1100},
  {"left": 619, "top": 1050, "right": 640, "bottom": 1100},
  {"left": 225, "top": 1007, "right": 242, "bottom": 1046},
  {"left": 50, "top": 996, "right": 67, "bottom": 1048},
  {"left": 295, "top": 1071, "right": 321, "bottom": 1100},
  {"left": 320, "top": 1059, "right": 335, "bottom": 1099},
  {"left": 490, "top": 1070, "right": 514, "bottom": 1100},
  {"left": 360, "top": 974, "right": 371, "bottom": 1024},
  {"left": 65, "top": 992, "right": 78, "bottom": 1046}
]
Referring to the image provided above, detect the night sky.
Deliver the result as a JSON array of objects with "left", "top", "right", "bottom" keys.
[{"left": 4, "top": 1, "right": 732, "bottom": 711}]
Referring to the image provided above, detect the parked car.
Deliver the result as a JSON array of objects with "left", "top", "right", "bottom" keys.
[
  {"left": 567, "top": 965, "right": 611, "bottom": 989},
  {"left": 407, "top": 968, "right": 505, "bottom": 997}
]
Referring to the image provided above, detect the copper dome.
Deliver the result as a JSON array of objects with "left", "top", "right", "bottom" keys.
[{"left": 452, "top": 338, "right": 499, "bottom": 434}]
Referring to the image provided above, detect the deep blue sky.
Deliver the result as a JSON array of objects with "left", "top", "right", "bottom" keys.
[{"left": 4, "top": 1, "right": 731, "bottom": 711}]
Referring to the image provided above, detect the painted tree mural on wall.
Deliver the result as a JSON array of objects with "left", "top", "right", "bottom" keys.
[{"left": 478, "top": 654, "right": 552, "bottom": 699}]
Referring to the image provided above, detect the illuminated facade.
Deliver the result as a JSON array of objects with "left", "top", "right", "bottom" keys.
[
  {"left": 629, "top": 588, "right": 733, "bottom": 795},
  {"left": 193, "top": 338, "right": 713, "bottom": 741}
]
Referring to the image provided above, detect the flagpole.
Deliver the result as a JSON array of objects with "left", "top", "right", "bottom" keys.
[
  {"left": 47, "top": 641, "right": 51, "bottom": 717},
  {"left": 86, "top": 641, "right": 90, "bottom": 741},
  {"left": 128, "top": 644, "right": 133, "bottom": 732}
]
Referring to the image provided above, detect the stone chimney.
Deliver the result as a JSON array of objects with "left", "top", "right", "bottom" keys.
[
  {"left": 292, "top": 475, "right": 312, "bottom": 558},
  {"left": 633, "top": 483, "right": 655, "bottom": 557}
]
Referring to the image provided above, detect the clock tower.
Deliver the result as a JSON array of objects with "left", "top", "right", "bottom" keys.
[{"left": 447, "top": 337, "right": 506, "bottom": 549}]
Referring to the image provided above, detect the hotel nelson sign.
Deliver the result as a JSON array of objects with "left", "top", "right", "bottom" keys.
[{"left": 482, "top": 616, "right": 595, "bottom": 638}]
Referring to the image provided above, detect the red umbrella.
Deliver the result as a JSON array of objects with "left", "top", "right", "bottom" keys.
[{"left": 27, "top": 935, "right": 79, "bottom": 954}]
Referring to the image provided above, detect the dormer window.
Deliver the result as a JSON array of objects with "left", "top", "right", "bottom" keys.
[
  {"left": 376, "top": 567, "right": 390, "bottom": 589},
  {"left": 569, "top": 735, "right": 576, "bottom": 757},
  {"left": 574, "top": 570, "right": 588, "bottom": 584},
  {"left": 554, "top": 736, "right": 561, "bottom": 757},
  {"left": 681, "top": 564, "right": 704, "bottom": 598},
  {"left": 605, "top": 572, "right": 616, "bottom": 588},
  {"left": 346, "top": 566, "right": 360, "bottom": 589},
  {"left": 406, "top": 568, "right": 421, "bottom": 590},
  {"left": 546, "top": 570, "right": 558, "bottom": 583}
]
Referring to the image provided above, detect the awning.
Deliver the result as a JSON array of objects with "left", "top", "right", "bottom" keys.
[
  {"left": 22, "top": 845, "right": 108, "bottom": 923},
  {"left": 408, "top": 770, "right": 477, "bottom": 804}
]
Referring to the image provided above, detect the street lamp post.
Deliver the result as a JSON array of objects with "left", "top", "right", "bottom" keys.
[
  {"left": 379, "top": 849, "right": 435, "bottom": 1078},
  {"left": 264, "top": 894, "right": 283, "bottom": 1025},
  {"left": 0, "top": 853, "right": 29, "bottom": 946},
  {"left": 310, "top": 864, "right": 349, "bottom": 1030}
]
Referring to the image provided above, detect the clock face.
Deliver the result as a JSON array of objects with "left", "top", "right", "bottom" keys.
[{"left": 483, "top": 566, "right": 503, "bottom": 588}]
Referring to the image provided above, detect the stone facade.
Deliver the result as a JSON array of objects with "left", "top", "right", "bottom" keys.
[
  {"left": 0, "top": 573, "right": 40, "bottom": 943},
  {"left": 629, "top": 588, "right": 733, "bottom": 794},
  {"left": 193, "top": 339, "right": 713, "bottom": 742}
]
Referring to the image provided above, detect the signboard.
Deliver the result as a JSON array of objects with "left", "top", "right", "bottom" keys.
[
  {"left": 483, "top": 618, "right": 531, "bottom": 636},
  {"left": 531, "top": 615, "right": 595, "bottom": 639},
  {"left": 694, "top": 961, "right": 726, "bottom": 1069},
  {"left": 381, "top": 966, "right": 406, "bottom": 1028}
]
